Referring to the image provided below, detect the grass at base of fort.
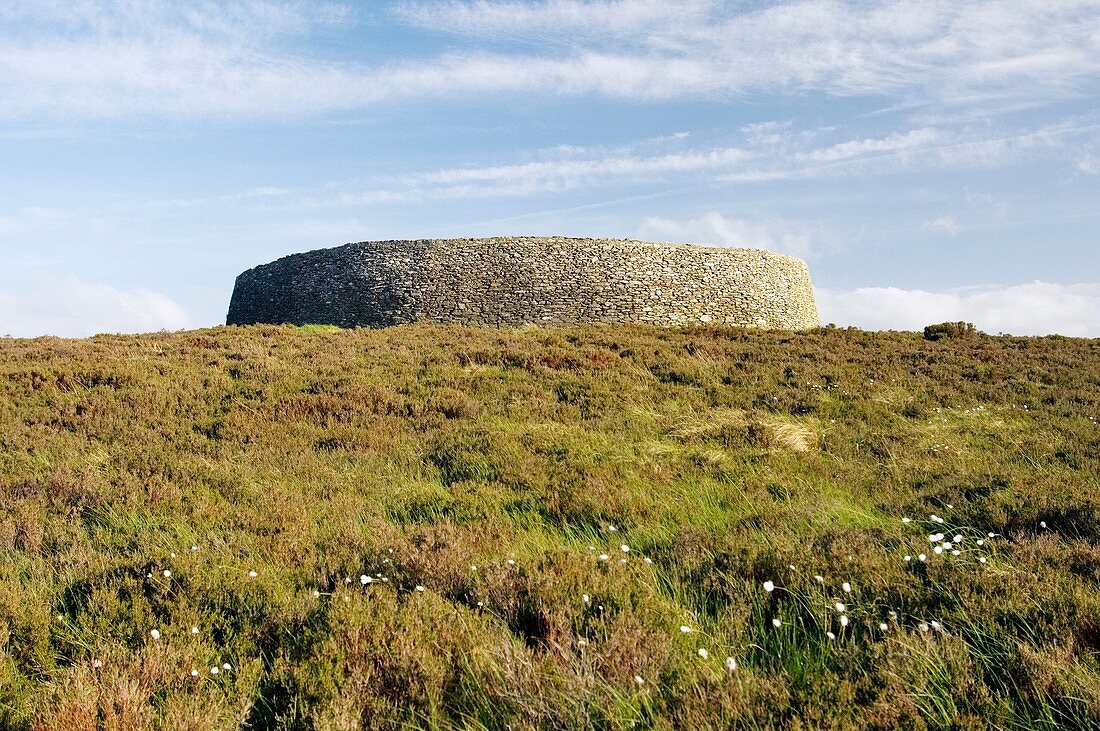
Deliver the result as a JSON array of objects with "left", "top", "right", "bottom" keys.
[{"left": 0, "top": 323, "right": 1098, "bottom": 730}]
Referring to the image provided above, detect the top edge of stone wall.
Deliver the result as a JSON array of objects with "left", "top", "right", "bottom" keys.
[{"left": 237, "top": 237, "right": 811, "bottom": 276}]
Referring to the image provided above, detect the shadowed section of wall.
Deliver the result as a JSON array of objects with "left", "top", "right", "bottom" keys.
[{"left": 226, "top": 237, "right": 820, "bottom": 330}]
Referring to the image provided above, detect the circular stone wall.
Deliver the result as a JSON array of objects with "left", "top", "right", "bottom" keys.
[{"left": 226, "top": 237, "right": 820, "bottom": 330}]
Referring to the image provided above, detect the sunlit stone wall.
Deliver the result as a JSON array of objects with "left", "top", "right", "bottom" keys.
[{"left": 227, "top": 237, "right": 820, "bottom": 330}]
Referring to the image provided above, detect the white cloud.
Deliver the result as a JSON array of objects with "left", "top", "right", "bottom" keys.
[
  {"left": 0, "top": 0, "right": 1097, "bottom": 120},
  {"left": 922, "top": 215, "right": 960, "bottom": 236},
  {"left": 394, "top": 0, "right": 707, "bottom": 40},
  {"left": 636, "top": 212, "right": 817, "bottom": 258},
  {"left": 796, "top": 128, "right": 943, "bottom": 163},
  {"left": 396, "top": 0, "right": 1100, "bottom": 108},
  {"left": 294, "top": 121, "right": 1090, "bottom": 206},
  {"left": 0, "top": 275, "right": 195, "bottom": 338},
  {"left": 1079, "top": 153, "right": 1100, "bottom": 173},
  {"left": 816, "top": 281, "right": 1100, "bottom": 337}
]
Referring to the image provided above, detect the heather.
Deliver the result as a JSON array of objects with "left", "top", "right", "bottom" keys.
[{"left": 0, "top": 323, "right": 1097, "bottom": 730}]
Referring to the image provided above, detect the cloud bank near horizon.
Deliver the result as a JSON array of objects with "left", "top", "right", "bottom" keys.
[
  {"left": 816, "top": 282, "right": 1100, "bottom": 338},
  {"left": 0, "top": 276, "right": 194, "bottom": 339}
]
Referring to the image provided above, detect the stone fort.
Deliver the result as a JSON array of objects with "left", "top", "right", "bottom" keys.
[{"left": 226, "top": 237, "right": 820, "bottom": 330}]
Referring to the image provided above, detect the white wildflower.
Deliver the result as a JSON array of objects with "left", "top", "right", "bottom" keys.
[
  {"left": 190, "top": 669, "right": 198, "bottom": 677},
  {"left": 772, "top": 618, "right": 782, "bottom": 628},
  {"left": 814, "top": 574, "right": 824, "bottom": 583},
  {"left": 842, "top": 582, "right": 852, "bottom": 593},
  {"left": 634, "top": 675, "right": 645, "bottom": 685},
  {"left": 763, "top": 580, "right": 775, "bottom": 593},
  {"left": 878, "top": 622, "right": 888, "bottom": 631},
  {"left": 599, "top": 554, "right": 610, "bottom": 561},
  {"left": 679, "top": 625, "right": 692, "bottom": 633},
  {"left": 162, "top": 570, "right": 171, "bottom": 578},
  {"left": 150, "top": 629, "right": 160, "bottom": 640},
  {"left": 826, "top": 631, "right": 836, "bottom": 640},
  {"left": 210, "top": 666, "right": 220, "bottom": 674},
  {"left": 901, "top": 517, "right": 911, "bottom": 524},
  {"left": 191, "top": 626, "right": 199, "bottom": 634},
  {"left": 697, "top": 648, "right": 709, "bottom": 659},
  {"left": 248, "top": 570, "right": 257, "bottom": 578},
  {"left": 621, "top": 544, "right": 630, "bottom": 553},
  {"left": 840, "top": 615, "right": 849, "bottom": 627},
  {"left": 725, "top": 656, "right": 737, "bottom": 671},
  {"left": 415, "top": 585, "right": 425, "bottom": 592}
]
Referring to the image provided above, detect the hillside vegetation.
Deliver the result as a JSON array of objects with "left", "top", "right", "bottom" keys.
[{"left": 0, "top": 323, "right": 1098, "bottom": 730}]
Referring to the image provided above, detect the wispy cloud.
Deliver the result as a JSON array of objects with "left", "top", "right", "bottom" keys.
[
  {"left": 1, "top": 0, "right": 1097, "bottom": 120},
  {"left": 795, "top": 128, "right": 942, "bottom": 163},
  {"left": 397, "top": 0, "right": 1100, "bottom": 109},
  {"left": 394, "top": 0, "right": 708, "bottom": 40},
  {"left": 922, "top": 215, "right": 960, "bottom": 237},
  {"left": 0, "top": 275, "right": 195, "bottom": 338},
  {"left": 294, "top": 120, "right": 1095, "bottom": 206},
  {"left": 816, "top": 281, "right": 1100, "bottom": 337}
]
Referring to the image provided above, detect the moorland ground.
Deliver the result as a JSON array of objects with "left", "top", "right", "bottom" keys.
[{"left": 0, "top": 323, "right": 1098, "bottom": 730}]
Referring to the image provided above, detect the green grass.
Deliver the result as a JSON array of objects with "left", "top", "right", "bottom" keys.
[{"left": 0, "top": 322, "right": 1098, "bottom": 729}]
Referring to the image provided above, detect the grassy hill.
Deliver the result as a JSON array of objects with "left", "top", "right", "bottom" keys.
[{"left": 0, "top": 323, "right": 1098, "bottom": 730}]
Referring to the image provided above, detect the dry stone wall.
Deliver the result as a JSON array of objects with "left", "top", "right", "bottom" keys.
[{"left": 226, "top": 237, "right": 820, "bottom": 330}]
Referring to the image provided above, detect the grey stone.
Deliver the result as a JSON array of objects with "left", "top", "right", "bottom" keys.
[{"left": 226, "top": 237, "right": 819, "bottom": 330}]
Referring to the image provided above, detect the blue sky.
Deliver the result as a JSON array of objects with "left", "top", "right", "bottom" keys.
[{"left": 1, "top": 0, "right": 1098, "bottom": 337}]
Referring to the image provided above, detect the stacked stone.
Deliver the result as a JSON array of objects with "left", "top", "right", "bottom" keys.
[{"left": 226, "top": 237, "right": 820, "bottom": 330}]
